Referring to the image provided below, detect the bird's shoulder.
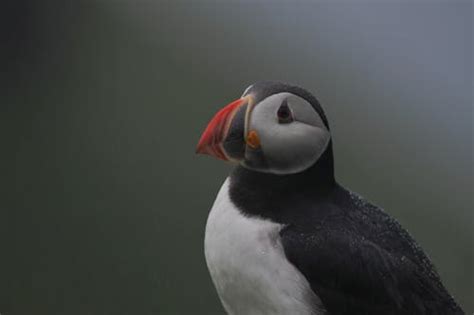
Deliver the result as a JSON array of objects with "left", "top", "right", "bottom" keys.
[{"left": 279, "top": 185, "right": 463, "bottom": 315}]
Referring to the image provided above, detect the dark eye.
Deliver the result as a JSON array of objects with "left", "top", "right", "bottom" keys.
[{"left": 277, "top": 101, "right": 293, "bottom": 124}]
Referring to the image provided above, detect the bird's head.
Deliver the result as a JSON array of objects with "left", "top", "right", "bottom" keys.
[{"left": 196, "top": 81, "right": 331, "bottom": 175}]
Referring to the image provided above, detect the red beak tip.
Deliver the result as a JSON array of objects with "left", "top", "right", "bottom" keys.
[
  {"left": 195, "top": 143, "right": 211, "bottom": 156},
  {"left": 195, "top": 146, "right": 204, "bottom": 155},
  {"left": 195, "top": 144, "right": 202, "bottom": 154}
]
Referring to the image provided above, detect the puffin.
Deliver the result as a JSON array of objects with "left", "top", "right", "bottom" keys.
[{"left": 196, "top": 81, "right": 464, "bottom": 315}]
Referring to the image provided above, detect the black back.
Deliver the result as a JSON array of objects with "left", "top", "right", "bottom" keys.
[{"left": 229, "top": 162, "right": 463, "bottom": 315}]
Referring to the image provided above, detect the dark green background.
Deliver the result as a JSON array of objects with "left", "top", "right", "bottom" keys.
[{"left": 1, "top": 1, "right": 472, "bottom": 314}]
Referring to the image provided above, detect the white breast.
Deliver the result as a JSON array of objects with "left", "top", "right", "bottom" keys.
[{"left": 204, "top": 178, "right": 324, "bottom": 315}]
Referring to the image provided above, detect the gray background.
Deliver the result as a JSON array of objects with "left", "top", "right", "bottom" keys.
[{"left": 1, "top": 1, "right": 472, "bottom": 314}]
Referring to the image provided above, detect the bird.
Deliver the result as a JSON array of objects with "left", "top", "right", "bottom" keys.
[{"left": 196, "top": 81, "right": 464, "bottom": 315}]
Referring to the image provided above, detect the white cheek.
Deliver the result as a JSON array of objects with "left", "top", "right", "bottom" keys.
[
  {"left": 257, "top": 123, "right": 330, "bottom": 174},
  {"left": 246, "top": 92, "right": 331, "bottom": 175}
]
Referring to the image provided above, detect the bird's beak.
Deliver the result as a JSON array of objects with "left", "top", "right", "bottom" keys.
[{"left": 196, "top": 95, "right": 252, "bottom": 161}]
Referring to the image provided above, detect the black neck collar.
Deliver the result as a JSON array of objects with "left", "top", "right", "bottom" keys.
[{"left": 228, "top": 142, "right": 336, "bottom": 221}]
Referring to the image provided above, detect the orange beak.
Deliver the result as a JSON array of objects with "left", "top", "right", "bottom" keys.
[{"left": 196, "top": 97, "right": 250, "bottom": 161}]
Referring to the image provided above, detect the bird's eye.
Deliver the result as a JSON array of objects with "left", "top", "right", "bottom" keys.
[{"left": 277, "top": 101, "right": 293, "bottom": 124}]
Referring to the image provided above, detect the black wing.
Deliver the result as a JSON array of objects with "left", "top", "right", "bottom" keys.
[{"left": 280, "top": 188, "right": 464, "bottom": 315}]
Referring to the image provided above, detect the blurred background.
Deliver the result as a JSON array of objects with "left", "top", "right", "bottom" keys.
[{"left": 1, "top": 1, "right": 472, "bottom": 314}]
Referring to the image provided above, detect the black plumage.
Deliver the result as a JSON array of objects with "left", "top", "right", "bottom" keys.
[{"left": 227, "top": 82, "right": 464, "bottom": 315}]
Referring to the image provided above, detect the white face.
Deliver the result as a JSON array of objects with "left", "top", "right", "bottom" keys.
[{"left": 243, "top": 92, "right": 331, "bottom": 175}]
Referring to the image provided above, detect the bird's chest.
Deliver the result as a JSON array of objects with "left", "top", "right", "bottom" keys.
[{"left": 204, "top": 179, "right": 321, "bottom": 315}]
